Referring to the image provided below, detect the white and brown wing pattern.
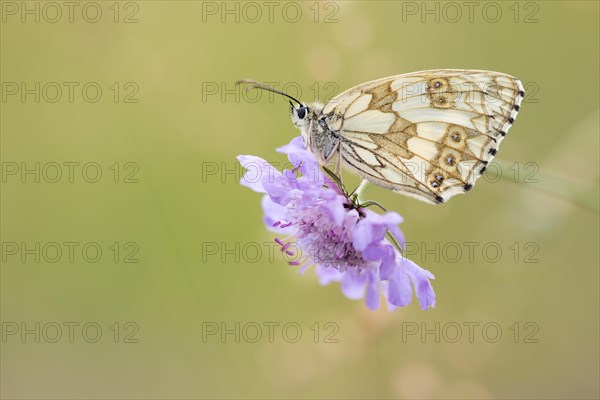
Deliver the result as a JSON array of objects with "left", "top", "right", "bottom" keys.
[{"left": 323, "top": 70, "right": 524, "bottom": 204}]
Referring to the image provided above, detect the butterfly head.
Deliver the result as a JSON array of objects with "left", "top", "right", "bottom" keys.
[
  {"left": 290, "top": 101, "right": 309, "bottom": 122},
  {"left": 290, "top": 102, "right": 312, "bottom": 152},
  {"left": 290, "top": 101, "right": 310, "bottom": 127},
  {"left": 290, "top": 101, "right": 328, "bottom": 155}
]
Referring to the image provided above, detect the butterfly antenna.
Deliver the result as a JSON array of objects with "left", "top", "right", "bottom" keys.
[{"left": 236, "top": 79, "right": 302, "bottom": 106}]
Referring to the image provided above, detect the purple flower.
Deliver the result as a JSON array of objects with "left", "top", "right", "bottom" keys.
[{"left": 237, "top": 136, "right": 436, "bottom": 311}]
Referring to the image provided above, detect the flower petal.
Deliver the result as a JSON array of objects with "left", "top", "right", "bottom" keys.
[
  {"left": 377, "top": 245, "right": 397, "bottom": 280},
  {"left": 352, "top": 220, "right": 379, "bottom": 251},
  {"left": 262, "top": 174, "right": 293, "bottom": 204},
  {"left": 316, "top": 265, "right": 344, "bottom": 285},
  {"left": 385, "top": 222, "right": 406, "bottom": 248},
  {"left": 365, "top": 271, "right": 380, "bottom": 310},
  {"left": 261, "top": 196, "right": 295, "bottom": 235},
  {"left": 362, "top": 243, "right": 387, "bottom": 261},
  {"left": 353, "top": 212, "right": 399, "bottom": 251},
  {"left": 388, "top": 264, "right": 413, "bottom": 307},
  {"left": 403, "top": 258, "right": 436, "bottom": 309},
  {"left": 237, "top": 155, "right": 273, "bottom": 193},
  {"left": 276, "top": 135, "right": 306, "bottom": 154},
  {"left": 341, "top": 269, "right": 367, "bottom": 299}
]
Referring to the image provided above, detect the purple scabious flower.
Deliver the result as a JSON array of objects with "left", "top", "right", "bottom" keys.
[{"left": 237, "top": 136, "right": 436, "bottom": 311}]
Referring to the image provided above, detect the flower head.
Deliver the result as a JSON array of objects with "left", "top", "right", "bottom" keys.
[{"left": 237, "top": 136, "right": 436, "bottom": 310}]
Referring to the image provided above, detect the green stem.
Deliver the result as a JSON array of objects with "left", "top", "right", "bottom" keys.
[{"left": 493, "top": 159, "right": 599, "bottom": 213}]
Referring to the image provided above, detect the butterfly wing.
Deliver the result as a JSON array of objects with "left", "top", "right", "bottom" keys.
[{"left": 322, "top": 69, "right": 524, "bottom": 204}]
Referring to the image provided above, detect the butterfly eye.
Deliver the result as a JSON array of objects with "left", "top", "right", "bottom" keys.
[{"left": 297, "top": 107, "right": 307, "bottom": 119}]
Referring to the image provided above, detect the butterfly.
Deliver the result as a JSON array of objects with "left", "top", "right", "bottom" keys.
[{"left": 237, "top": 70, "right": 524, "bottom": 204}]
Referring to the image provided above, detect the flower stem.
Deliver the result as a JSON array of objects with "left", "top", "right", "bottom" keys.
[
  {"left": 493, "top": 159, "right": 599, "bottom": 213},
  {"left": 354, "top": 179, "right": 370, "bottom": 202}
]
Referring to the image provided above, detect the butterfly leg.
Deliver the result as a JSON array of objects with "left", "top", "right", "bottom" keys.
[{"left": 335, "top": 142, "right": 343, "bottom": 187}]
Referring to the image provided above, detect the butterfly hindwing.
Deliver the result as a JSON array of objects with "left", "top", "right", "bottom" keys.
[{"left": 323, "top": 69, "right": 524, "bottom": 204}]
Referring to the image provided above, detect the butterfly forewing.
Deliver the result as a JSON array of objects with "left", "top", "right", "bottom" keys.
[{"left": 324, "top": 69, "right": 524, "bottom": 204}]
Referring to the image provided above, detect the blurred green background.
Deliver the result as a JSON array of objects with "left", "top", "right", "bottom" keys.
[{"left": 1, "top": 1, "right": 599, "bottom": 398}]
